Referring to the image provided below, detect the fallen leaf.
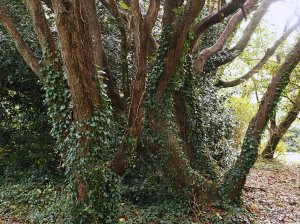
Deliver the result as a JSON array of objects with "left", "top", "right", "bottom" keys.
[{"left": 250, "top": 203, "right": 259, "bottom": 213}]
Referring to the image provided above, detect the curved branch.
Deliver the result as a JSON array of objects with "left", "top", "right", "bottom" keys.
[
  {"left": 232, "top": 0, "right": 276, "bottom": 52},
  {"left": 194, "top": 0, "right": 255, "bottom": 75},
  {"left": 190, "top": 0, "right": 248, "bottom": 51},
  {"left": 215, "top": 0, "right": 278, "bottom": 66},
  {"left": 0, "top": 5, "right": 43, "bottom": 81},
  {"left": 216, "top": 19, "right": 300, "bottom": 87},
  {"left": 145, "top": 0, "right": 160, "bottom": 30}
]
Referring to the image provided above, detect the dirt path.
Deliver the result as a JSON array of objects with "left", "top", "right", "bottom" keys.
[{"left": 245, "top": 160, "right": 300, "bottom": 224}]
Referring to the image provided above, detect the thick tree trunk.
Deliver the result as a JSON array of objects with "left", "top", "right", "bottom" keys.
[
  {"left": 52, "top": 0, "right": 102, "bottom": 204},
  {"left": 51, "top": 2, "right": 121, "bottom": 222},
  {"left": 221, "top": 37, "right": 300, "bottom": 203},
  {"left": 147, "top": 94, "right": 219, "bottom": 201}
]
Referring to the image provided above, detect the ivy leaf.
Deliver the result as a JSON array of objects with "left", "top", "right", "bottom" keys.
[{"left": 118, "top": 1, "right": 129, "bottom": 10}]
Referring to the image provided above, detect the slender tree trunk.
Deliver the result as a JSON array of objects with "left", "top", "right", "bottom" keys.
[
  {"left": 221, "top": 37, "right": 300, "bottom": 203},
  {"left": 111, "top": 0, "right": 160, "bottom": 175},
  {"left": 262, "top": 134, "right": 281, "bottom": 159},
  {"left": 262, "top": 91, "right": 300, "bottom": 159},
  {"left": 84, "top": 0, "right": 125, "bottom": 114}
]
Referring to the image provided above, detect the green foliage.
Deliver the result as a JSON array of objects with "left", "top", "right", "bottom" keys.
[
  {"left": 0, "top": 25, "right": 56, "bottom": 176},
  {"left": 254, "top": 158, "right": 284, "bottom": 171},
  {"left": 183, "top": 75, "right": 237, "bottom": 173},
  {"left": 43, "top": 66, "right": 121, "bottom": 223},
  {"left": 2, "top": 0, "right": 300, "bottom": 222},
  {"left": 0, "top": 171, "right": 70, "bottom": 223},
  {"left": 67, "top": 110, "right": 121, "bottom": 223},
  {"left": 283, "top": 126, "right": 300, "bottom": 152},
  {"left": 225, "top": 97, "right": 257, "bottom": 149},
  {"left": 121, "top": 199, "right": 189, "bottom": 224},
  {"left": 118, "top": 1, "right": 130, "bottom": 10}
]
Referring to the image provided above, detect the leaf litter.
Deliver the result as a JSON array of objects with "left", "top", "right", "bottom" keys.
[{"left": 244, "top": 158, "right": 300, "bottom": 224}]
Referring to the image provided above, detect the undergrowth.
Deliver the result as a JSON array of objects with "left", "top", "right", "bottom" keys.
[
  {"left": 0, "top": 169, "right": 70, "bottom": 223},
  {"left": 0, "top": 168, "right": 254, "bottom": 224}
]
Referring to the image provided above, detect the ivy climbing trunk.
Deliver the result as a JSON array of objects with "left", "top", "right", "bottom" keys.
[
  {"left": 221, "top": 37, "right": 300, "bottom": 203},
  {"left": 111, "top": 0, "right": 160, "bottom": 175},
  {"left": 50, "top": 1, "right": 121, "bottom": 222},
  {"left": 52, "top": 0, "right": 100, "bottom": 201}
]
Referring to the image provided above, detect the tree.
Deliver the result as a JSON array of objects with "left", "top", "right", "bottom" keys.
[
  {"left": 1, "top": 0, "right": 300, "bottom": 221},
  {"left": 262, "top": 89, "right": 300, "bottom": 159}
]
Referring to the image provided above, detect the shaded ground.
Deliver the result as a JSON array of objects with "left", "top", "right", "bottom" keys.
[
  {"left": 1, "top": 154, "right": 299, "bottom": 223},
  {"left": 245, "top": 155, "right": 300, "bottom": 224}
]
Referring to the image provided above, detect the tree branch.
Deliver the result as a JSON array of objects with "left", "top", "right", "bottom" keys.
[
  {"left": 84, "top": 0, "right": 126, "bottom": 114},
  {"left": 216, "top": 19, "right": 300, "bottom": 87},
  {"left": 145, "top": 0, "right": 160, "bottom": 30},
  {"left": 155, "top": 0, "right": 206, "bottom": 99},
  {"left": 107, "top": 0, "right": 131, "bottom": 98},
  {"left": 232, "top": 0, "right": 276, "bottom": 52},
  {"left": 278, "top": 90, "right": 300, "bottom": 132},
  {"left": 190, "top": 0, "right": 249, "bottom": 51},
  {"left": 194, "top": 0, "right": 256, "bottom": 75},
  {"left": 215, "top": 0, "right": 278, "bottom": 66},
  {"left": 222, "top": 36, "right": 300, "bottom": 202},
  {"left": 0, "top": 5, "right": 43, "bottom": 81}
]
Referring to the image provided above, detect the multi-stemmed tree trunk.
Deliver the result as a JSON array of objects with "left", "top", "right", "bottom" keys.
[{"left": 1, "top": 0, "right": 300, "bottom": 221}]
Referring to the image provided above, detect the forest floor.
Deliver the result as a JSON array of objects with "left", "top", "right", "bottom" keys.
[
  {"left": 244, "top": 154, "right": 300, "bottom": 224},
  {"left": 0, "top": 154, "right": 299, "bottom": 223}
]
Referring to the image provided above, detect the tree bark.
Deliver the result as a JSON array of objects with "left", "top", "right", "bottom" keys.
[
  {"left": 155, "top": 0, "right": 206, "bottom": 99},
  {"left": 0, "top": 5, "right": 43, "bottom": 80},
  {"left": 221, "top": 37, "right": 300, "bottom": 203},
  {"left": 84, "top": 0, "right": 126, "bottom": 114},
  {"left": 111, "top": 0, "right": 160, "bottom": 175},
  {"left": 51, "top": 0, "right": 102, "bottom": 203},
  {"left": 26, "top": 0, "right": 58, "bottom": 65},
  {"left": 194, "top": 0, "right": 255, "bottom": 75},
  {"left": 262, "top": 91, "right": 300, "bottom": 159},
  {"left": 190, "top": 0, "right": 248, "bottom": 51}
]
